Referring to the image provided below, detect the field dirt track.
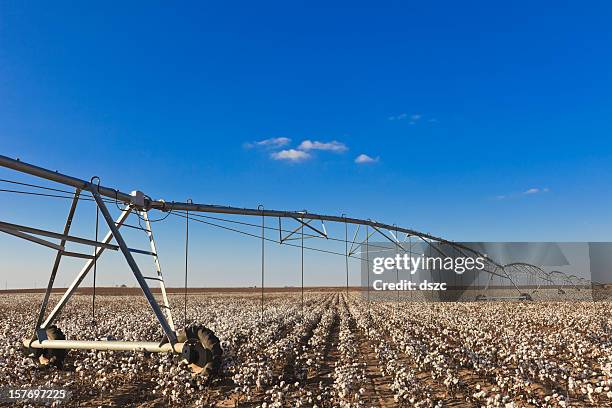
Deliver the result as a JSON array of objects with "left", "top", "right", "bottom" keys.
[{"left": 1, "top": 292, "right": 611, "bottom": 407}]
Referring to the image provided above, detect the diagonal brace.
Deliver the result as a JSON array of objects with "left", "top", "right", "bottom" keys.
[
  {"left": 34, "top": 189, "right": 81, "bottom": 336},
  {"left": 281, "top": 219, "right": 313, "bottom": 243},
  {"left": 290, "top": 216, "right": 327, "bottom": 239},
  {"left": 0, "top": 227, "right": 65, "bottom": 251},
  {"left": 90, "top": 189, "right": 178, "bottom": 347},
  {"left": 42, "top": 207, "right": 131, "bottom": 328},
  {"left": 0, "top": 220, "right": 119, "bottom": 250}
]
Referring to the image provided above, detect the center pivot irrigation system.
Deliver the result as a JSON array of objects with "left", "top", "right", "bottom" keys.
[{"left": 0, "top": 155, "right": 599, "bottom": 374}]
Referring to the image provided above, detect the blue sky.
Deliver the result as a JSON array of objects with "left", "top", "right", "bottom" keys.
[{"left": 1, "top": 1, "right": 612, "bottom": 288}]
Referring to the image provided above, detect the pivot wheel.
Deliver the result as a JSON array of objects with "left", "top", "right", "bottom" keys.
[
  {"left": 177, "top": 325, "right": 222, "bottom": 376},
  {"left": 25, "top": 325, "right": 67, "bottom": 369}
]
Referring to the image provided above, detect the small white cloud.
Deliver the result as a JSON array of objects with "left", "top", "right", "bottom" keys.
[
  {"left": 354, "top": 154, "right": 379, "bottom": 164},
  {"left": 271, "top": 149, "right": 311, "bottom": 162},
  {"left": 496, "top": 187, "right": 550, "bottom": 200},
  {"left": 244, "top": 137, "right": 291, "bottom": 149},
  {"left": 298, "top": 140, "right": 348, "bottom": 152},
  {"left": 523, "top": 187, "right": 550, "bottom": 195},
  {"left": 389, "top": 113, "right": 422, "bottom": 121},
  {"left": 388, "top": 113, "right": 408, "bottom": 121}
]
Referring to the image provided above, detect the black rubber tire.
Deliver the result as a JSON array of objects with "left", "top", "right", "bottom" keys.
[
  {"left": 178, "top": 325, "right": 222, "bottom": 376},
  {"left": 26, "top": 326, "right": 67, "bottom": 369}
]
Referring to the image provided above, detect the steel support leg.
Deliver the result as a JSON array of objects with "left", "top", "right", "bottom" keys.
[
  {"left": 34, "top": 189, "right": 80, "bottom": 338},
  {"left": 484, "top": 272, "right": 494, "bottom": 291},
  {"left": 42, "top": 206, "right": 131, "bottom": 328},
  {"left": 90, "top": 190, "right": 178, "bottom": 346},
  {"left": 141, "top": 210, "right": 175, "bottom": 331}
]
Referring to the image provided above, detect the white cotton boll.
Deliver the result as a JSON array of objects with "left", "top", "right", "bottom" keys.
[{"left": 2, "top": 292, "right": 610, "bottom": 406}]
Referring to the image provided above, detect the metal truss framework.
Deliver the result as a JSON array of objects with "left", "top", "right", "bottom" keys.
[
  {"left": 7, "top": 184, "right": 179, "bottom": 352},
  {"left": 0, "top": 154, "right": 601, "bottom": 355}
]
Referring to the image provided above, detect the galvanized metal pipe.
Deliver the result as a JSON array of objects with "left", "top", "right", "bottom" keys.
[
  {"left": 23, "top": 338, "right": 183, "bottom": 353},
  {"left": 0, "top": 155, "right": 134, "bottom": 204},
  {"left": 0, "top": 154, "right": 500, "bottom": 267}
]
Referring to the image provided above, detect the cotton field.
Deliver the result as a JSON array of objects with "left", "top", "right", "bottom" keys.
[{"left": 1, "top": 292, "right": 611, "bottom": 407}]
